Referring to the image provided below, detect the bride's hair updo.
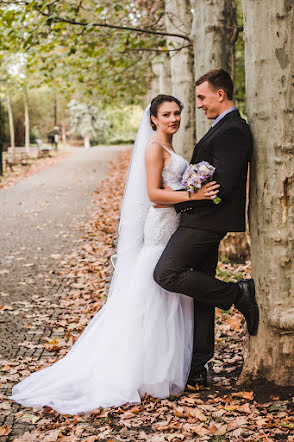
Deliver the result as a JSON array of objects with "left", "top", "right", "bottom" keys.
[{"left": 150, "top": 95, "right": 184, "bottom": 131}]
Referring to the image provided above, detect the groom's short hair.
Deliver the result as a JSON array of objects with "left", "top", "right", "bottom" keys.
[{"left": 195, "top": 69, "right": 234, "bottom": 100}]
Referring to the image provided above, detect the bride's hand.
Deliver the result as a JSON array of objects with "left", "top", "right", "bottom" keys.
[{"left": 191, "top": 181, "right": 220, "bottom": 200}]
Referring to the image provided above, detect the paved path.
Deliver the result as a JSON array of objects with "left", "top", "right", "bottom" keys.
[
  {"left": 0, "top": 146, "right": 124, "bottom": 361},
  {"left": 0, "top": 146, "right": 126, "bottom": 440}
]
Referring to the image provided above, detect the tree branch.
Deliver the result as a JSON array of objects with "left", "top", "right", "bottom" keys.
[
  {"left": 30, "top": 3, "right": 191, "bottom": 42},
  {"left": 120, "top": 44, "right": 191, "bottom": 53}
]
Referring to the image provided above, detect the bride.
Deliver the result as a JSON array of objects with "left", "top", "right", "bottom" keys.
[{"left": 9, "top": 95, "right": 219, "bottom": 415}]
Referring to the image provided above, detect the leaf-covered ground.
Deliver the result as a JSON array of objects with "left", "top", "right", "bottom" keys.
[
  {"left": 0, "top": 150, "right": 72, "bottom": 191},
  {"left": 1, "top": 149, "right": 293, "bottom": 441}
]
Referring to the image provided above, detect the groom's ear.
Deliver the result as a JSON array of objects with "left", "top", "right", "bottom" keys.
[{"left": 217, "top": 89, "right": 226, "bottom": 102}]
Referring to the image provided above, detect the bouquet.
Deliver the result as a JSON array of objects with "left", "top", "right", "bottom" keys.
[{"left": 181, "top": 161, "right": 222, "bottom": 204}]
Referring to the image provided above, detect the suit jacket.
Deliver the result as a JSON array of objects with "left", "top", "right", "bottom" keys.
[{"left": 175, "top": 109, "right": 253, "bottom": 232}]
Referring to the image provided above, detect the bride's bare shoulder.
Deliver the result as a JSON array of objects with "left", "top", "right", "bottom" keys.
[
  {"left": 146, "top": 140, "right": 164, "bottom": 154},
  {"left": 145, "top": 141, "right": 164, "bottom": 165}
]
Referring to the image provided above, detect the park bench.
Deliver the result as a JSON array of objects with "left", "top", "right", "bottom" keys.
[
  {"left": 5, "top": 147, "right": 30, "bottom": 169},
  {"left": 3, "top": 141, "right": 54, "bottom": 171},
  {"left": 36, "top": 139, "right": 53, "bottom": 158}
]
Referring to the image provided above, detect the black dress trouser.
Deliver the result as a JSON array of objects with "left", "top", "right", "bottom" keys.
[{"left": 153, "top": 227, "right": 240, "bottom": 374}]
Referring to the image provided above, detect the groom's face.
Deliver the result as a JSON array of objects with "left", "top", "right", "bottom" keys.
[{"left": 196, "top": 81, "right": 223, "bottom": 119}]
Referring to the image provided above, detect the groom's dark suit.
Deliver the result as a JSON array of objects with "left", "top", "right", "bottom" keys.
[{"left": 154, "top": 109, "right": 253, "bottom": 376}]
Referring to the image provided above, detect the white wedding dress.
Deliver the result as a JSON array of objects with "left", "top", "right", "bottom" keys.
[{"left": 10, "top": 143, "right": 194, "bottom": 415}]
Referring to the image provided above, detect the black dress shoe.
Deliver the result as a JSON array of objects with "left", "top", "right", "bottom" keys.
[
  {"left": 235, "top": 279, "right": 259, "bottom": 336},
  {"left": 186, "top": 369, "right": 208, "bottom": 389}
]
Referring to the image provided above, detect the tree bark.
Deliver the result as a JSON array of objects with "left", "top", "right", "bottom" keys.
[
  {"left": 145, "top": 59, "right": 161, "bottom": 104},
  {"left": 6, "top": 85, "right": 15, "bottom": 151},
  {"left": 165, "top": 0, "right": 196, "bottom": 159},
  {"left": 24, "top": 85, "right": 30, "bottom": 153},
  {"left": 240, "top": 0, "right": 294, "bottom": 385},
  {"left": 219, "top": 232, "right": 250, "bottom": 262},
  {"left": 159, "top": 53, "right": 173, "bottom": 95},
  {"left": 191, "top": 0, "right": 238, "bottom": 140},
  {"left": 146, "top": 53, "right": 172, "bottom": 107},
  {"left": 61, "top": 122, "right": 67, "bottom": 144},
  {"left": 220, "top": 167, "right": 251, "bottom": 262},
  {"left": 84, "top": 133, "right": 90, "bottom": 149}
]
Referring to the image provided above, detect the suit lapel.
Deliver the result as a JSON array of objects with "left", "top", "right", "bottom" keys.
[{"left": 195, "top": 109, "right": 241, "bottom": 149}]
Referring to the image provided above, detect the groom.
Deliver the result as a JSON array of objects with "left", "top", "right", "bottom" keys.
[{"left": 154, "top": 69, "right": 259, "bottom": 388}]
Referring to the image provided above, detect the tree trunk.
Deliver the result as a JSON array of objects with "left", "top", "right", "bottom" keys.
[
  {"left": 191, "top": 0, "right": 238, "bottom": 140},
  {"left": 165, "top": 0, "right": 196, "bottom": 159},
  {"left": 240, "top": 0, "right": 294, "bottom": 385},
  {"left": 145, "top": 59, "right": 161, "bottom": 104},
  {"left": 6, "top": 85, "right": 15, "bottom": 151},
  {"left": 219, "top": 168, "right": 251, "bottom": 262},
  {"left": 61, "top": 122, "right": 67, "bottom": 144},
  {"left": 84, "top": 133, "right": 90, "bottom": 149},
  {"left": 146, "top": 53, "right": 172, "bottom": 105},
  {"left": 159, "top": 53, "right": 173, "bottom": 95},
  {"left": 219, "top": 232, "right": 250, "bottom": 262},
  {"left": 24, "top": 85, "right": 30, "bottom": 153}
]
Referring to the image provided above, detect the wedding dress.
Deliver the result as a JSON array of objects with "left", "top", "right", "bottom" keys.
[{"left": 9, "top": 108, "right": 194, "bottom": 415}]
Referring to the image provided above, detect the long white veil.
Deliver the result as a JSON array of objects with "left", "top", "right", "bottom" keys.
[
  {"left": 108, "top": 104, "right": 154, "bottom": 300},
  {"left": 9, "top": 102, "right": 194, "bottom": 414}
]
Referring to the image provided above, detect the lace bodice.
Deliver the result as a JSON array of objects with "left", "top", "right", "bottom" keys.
[
  {"left": 162, "top": 149, "right": 188, "bottom": 190},
  {"left": 143, "top": 143, "right": 188, "bottom": 247}
]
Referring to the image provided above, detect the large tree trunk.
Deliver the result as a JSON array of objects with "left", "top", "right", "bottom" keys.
[
  {"left": 165, "top": 0, "right": 196, "bottom": 159},
  {"left": 240, "top": 0, "right": 294, "bottom": 385},
  {"left": 146, "top": 52, "right": 172, "bottom": 103},
  {"left": 219, "top": 232, "right": 250, "bottom": 262},
  {"left": 84, "top": 133, "right": 90, "bottom": 149},
  {"left": 6, "top": 85, "right": 15, "bottom": 151},
  {"left": 24, "top": 85, "right": 30, "bottom": 153},
  {"left": 159, "top": 53, "right": 173, "bottom": 95},
  {"left": 61, "top": 122, "right": 67, "bottom": 144},
  {"left": 220, "top": 168, "right": 251, "bottom": 262},
  {"left": 191, "top": 0, "right": 238, "bottom": 140},
  {"left": 145, "top": 59, "right": 161, "bottom": 104}
]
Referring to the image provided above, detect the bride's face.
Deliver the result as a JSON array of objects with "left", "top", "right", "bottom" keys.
[{"left": 152, "top": 101, "right": 181, "bottom": 134}]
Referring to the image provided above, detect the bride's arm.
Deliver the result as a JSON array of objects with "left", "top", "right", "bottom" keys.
[{"left": 145, "top": 143, "right": 220, "bottom": 205}]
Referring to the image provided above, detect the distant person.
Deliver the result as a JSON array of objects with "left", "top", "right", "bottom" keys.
[{"left": 47, "top": 132, "right": 54, "bottom": 147}]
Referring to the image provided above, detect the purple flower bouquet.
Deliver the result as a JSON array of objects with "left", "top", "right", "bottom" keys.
[{"left": 182, "top": 161, "right": 222, "bottom": 204}]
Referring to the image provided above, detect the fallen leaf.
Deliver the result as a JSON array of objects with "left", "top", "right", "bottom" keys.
[
  {"left": 208, "top": 422, "right": 227, "bottom": 436},
  {"left": 227, "top": 316, "right": 242, "bottom": 331},
  {"left": 0, "top": 305, "right": 14, "bottom": 311},
  {"left": 0, "top": 425, "right": 11, "bottom": 436},
  {"left": 187, "top": 407, "right": 206, "bottom": 421},
  {"left": 17, "top": 413, "right": 41, "bottom": 424},
  {"left": 174, "top": 406, "right": 186, "bottom": 418},
  {"left": 232, "top": 390, "right": 254, "bottom": 400},
  {"left": 183, "top": 423, "right": 209, "bottom": 436},
  {"left": 238, "top": 403, "right": 252, "bottom": 414},
  {"left": 269, "top": 400, "right": 288, "bottom": 412}
]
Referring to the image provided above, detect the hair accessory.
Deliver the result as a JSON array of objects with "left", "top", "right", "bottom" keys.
[{"left": 175, "top": 97, "right": 184, "bottom": 109}]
